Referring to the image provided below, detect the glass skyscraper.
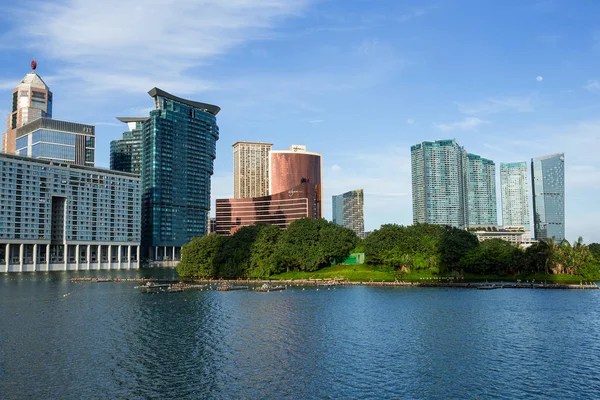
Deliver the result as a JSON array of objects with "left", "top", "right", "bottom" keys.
[
  {"left": 500, "top": 161, "right": 530, "bottom": 230},
  {"left": 332, "top": 189, "right": 365, "bottom": 238},
  {"left": 142, "top": 88, "right": 220, "bottom": 261},
  {"left": 467, "top": 154, "right": 497, "bottom": 225},
  {"left": 411, "top": 139, "right": 497, "bottom": 228},
  {"left": 110, "top": 117, "right": 145, "bottom": 174},
  {"left": 411, "top": 140, "right": 469, "bottom": 228},
  {"left": 531, "top": 153, "right": 565, "bottom": 242},
  {"left": 15, "top": 118, "right": 95, "bottom": 167}
]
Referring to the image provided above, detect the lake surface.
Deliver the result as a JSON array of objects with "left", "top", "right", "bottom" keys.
[{"left": 1, "top": 271, "right": 600, "bottom": 399}]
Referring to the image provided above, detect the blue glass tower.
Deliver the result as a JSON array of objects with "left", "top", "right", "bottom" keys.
[
  {"left": 142, "top": 88, "right": 220, "bottom": 261},
  {"left": 531, "top": 153, "right": 565, "bottom": 242}
]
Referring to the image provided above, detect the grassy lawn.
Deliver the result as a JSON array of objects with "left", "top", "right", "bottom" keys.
[
  {"left": 270, "top": 264, "right": 397, "bottom": 282},
  {"left": 270, "top": 264, "right": 597, "bottom": 284}
]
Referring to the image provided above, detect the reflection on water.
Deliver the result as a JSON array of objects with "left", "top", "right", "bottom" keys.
[{"left": 1, "top": 271, "right": 600, "bottom": 399}]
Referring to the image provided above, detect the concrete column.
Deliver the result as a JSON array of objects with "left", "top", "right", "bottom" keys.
[
  {"left": 5, "top": 244, "right": 9, "bottom": 271},
  {"left": 63, "top": 245, "right": 68, "bottom": 272},
  {"left": 108, "top": 245, "right": 113, "bottom": 270},
  {"left": 117, "top": 245, "right": 122, "bottom": 270},
  {"left": 154, "top": 246, "right": 158, "bottom": 261},
  {"left": 173, "top": 246, "right": 176, "bottom": 262},
  {"left": 87, "top": 245, "right": 91, "bottom": 270},
  {"left": 45, "top": 244, "right": 50, "bottom": 271},
  {"left": 127, "top": 245, "right": 132, "bottom": 269},
  {"left": 19, "top": 244, "right": 24, "bottom": 272},
  {"left": 33, "top": 244, "right": 38, "bottom": 272},
  {"left": 98, "top": 245, "right": 101, "bottom": 270},
  {"left": 137, "top": 246, "right": 141, "bottom": 268},
  {"left": 76, "top": 244, "right": 80, "bottom": 270}
]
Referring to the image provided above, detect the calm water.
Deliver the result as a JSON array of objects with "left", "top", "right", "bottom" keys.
[{"left": 1, "top": 271, "right": 600, "bottom": 399}]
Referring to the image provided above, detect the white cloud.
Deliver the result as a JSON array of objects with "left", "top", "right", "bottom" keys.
[
  {"left": 9, "top": 0, "right": 311, "bottom": 94},
  {"left": 331, "top": 164, "right": 342, "bottom": 171},
  {"left": 433, "top": 117, "right": 488, "bottom": 131},
  {"left": 309, "top": 119, "right": 324, "bottom": 124},
  {"left": 536, "top": 76, "right": 544, "bottom": 82},
  {"left": 456, "top": 95, "right": 535, "bottom": 115},
  {"left": 406, "top": 118, "right": 415, "bottom": 125},
  {"left": 584, "top": 80, "right": 600, "bottom": 91}
]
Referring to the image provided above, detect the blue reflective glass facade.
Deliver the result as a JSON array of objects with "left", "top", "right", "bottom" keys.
[
  {"left": 141, "top": 90, "right": 219, "bottom": 249},
  {"left": 531, "top": 153, "right": 565, "bottom": 242}
]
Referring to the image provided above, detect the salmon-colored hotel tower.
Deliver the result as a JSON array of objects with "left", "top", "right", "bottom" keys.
[{"left": 215, "top": 144, "right": 322, "bottom": 235}]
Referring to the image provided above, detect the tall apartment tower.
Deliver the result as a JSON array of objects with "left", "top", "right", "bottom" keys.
[
  {"left": 411, "top": 140, "right": 468, "bottom": 228},
  {"left": 531, "top": 153, "right": 565, "bottom": 242},
  {"left": 332, "top": 189, "right": 365, "bottom": 238},
  {"left": 110, "top": 117, "right": 145, "bottom": 174},
  {"left": 500, "top": 162, "right": 530, "bottom": 230},
  {"left": 467, "top": 154, "right": 497, "bottom": 225},
  {"left": 142, "top": 88, "right": 220, "bottom": 261},
  {"left": 233, "top": 141, "right": 272, "bottom": 198},
  {"left": 2, "top": 61, "right": 53, "bottom": 154}
]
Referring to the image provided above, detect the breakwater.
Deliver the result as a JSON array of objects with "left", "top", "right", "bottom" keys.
[{"left": 70, "top": 277, "right": 599, "bottom": 289}]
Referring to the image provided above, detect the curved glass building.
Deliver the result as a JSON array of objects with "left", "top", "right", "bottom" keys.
[{"left": 141, "top": 88, "right": 220, "bottom": 261}]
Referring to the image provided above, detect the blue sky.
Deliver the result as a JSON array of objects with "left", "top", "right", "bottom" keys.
[{"left": 1, "top": 0, "right": 600, "bottom": 242}]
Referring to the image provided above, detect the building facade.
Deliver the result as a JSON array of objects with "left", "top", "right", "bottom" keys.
[
  {"left": 233, "top": 141, "right": 272, "bottom": 198},
  {"left": 141, "top": 88, "right": 220, "bottom": 261},
  {"left": 411, "top": 140, "right": 469, "bottom": 228},
  {"left": 332, "top": 189, "right": 365, "bottom": 238},
  {"left": 467, "top": 154, "right": 497, "bottom": 225},
  {"left": 531, "top": 153, "right": 565, "bottom": 242},
  {"left": 500, "top": 162, "right": 530, "bottom": 230},
  {"left": 110, "top": 117, "right": 145, "bottom": 174},
  {"left": 2, "top": 63, "right": 53, "bottom": 154},
  {"left": 471, "top": 226, "right": 537, "bottom": 248},
  {"left": 0, "top": 153, "right": 141, "bottom": 272},
  {"left": 270, "top": 145, "right": 322, "bottom": 219},
  {"left": 215, "top": 182, "right": 318, "bottom": 235},
  {"left": 15, "top": 118, "right": 95, "bottom": 167}
]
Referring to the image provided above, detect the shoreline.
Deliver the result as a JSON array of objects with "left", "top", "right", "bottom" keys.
[{"left": 71, "top": 277, "right": 600, "bottom": 290}]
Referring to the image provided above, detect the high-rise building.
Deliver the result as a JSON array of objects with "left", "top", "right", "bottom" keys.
[
  {"left": 270, "top": 145, "right": 322, "bottom": 219},
  {"left": 411, "top": 140, "right": 469, "bottom": 228},
  {"left": 0, "top": 153, "right": 141, "bottom": 272},
  {"left": 411, "top": 140, "right": 498, "bottom": 228},
  {"left": 141, "top": 88, "right": 220, "bottom": 261},
  {"left": 15, "top": 118, "right": 95, "bottom": 167},
  {"left": 233, "top": 141, "right": 272, "bottom": 198},
  {"left": 332, "top": 189, "right": 365, "bottom": 238},
  {"left": 2, "top": 61, "right": 53, "bottom": 154},
  {"left": 215, "top": 145, "right": 322, "bottom": 235},
  {"left": 110, "top": 117, "right": 145, "bottom": 174},
  {"left": 531, "top": 153, "right": 565, "bottom": 242},
  {"left": 467, "top": 154, "right": 497, "bottom": 225},
  {"left": 500, "top": 162, "right": 530, "bottom": 230}
]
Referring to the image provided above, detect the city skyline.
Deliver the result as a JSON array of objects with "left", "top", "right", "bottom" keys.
[
  {"left": 0, "top": 1, "right": 599, "bottom": 242},
  {"left": 500, "top": 162, "right": 531, "bottom": 231}
]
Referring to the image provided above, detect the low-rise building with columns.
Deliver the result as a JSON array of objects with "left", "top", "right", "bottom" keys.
[{"left": 0, "top": 153, "right": 141, "bottom": 272}]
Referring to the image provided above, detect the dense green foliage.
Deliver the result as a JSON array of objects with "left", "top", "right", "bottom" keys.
[
  {"left": 364, "top": 224, "right": 599, "bottom": 279},
  {"left": 177, "top": 219, "right": 358, "bottom": 279},
  {"left": 178, "top": 221, "right": 600, "bottom": 280}
]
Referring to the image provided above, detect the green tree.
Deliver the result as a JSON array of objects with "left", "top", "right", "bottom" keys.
[
  {"left": 588, "top": 243, "right": 600, "bottom": 262},
  {"left": 461, "top": 239, "right": 524, "bottom": 275},
  {"left": 177, "top": 234, "right": 225, "bottom": 279},
  {"left": 439, "top": 226, "right": 479, "bottom": 272},
  {"left": 217, "top": 225, "right": 263, "bottom": 278},
  {"left": 248, "top": 224, "right": 283, "bottom": 278}
]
